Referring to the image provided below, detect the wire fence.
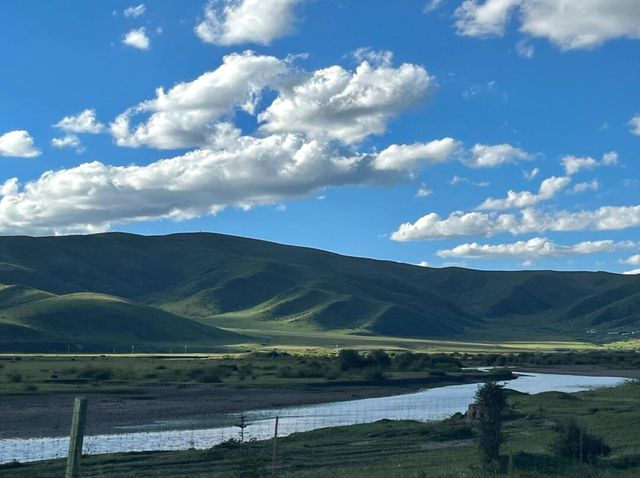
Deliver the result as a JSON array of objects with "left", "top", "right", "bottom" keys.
[
  {"left": 0, "top": 373, "right": 627, "bottom": 476},
  {"left": 0, "top": 390, "right": 466, "bottom": 465}
]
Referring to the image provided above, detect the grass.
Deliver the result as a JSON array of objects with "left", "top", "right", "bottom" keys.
[
  {"left": 0, "top": 351, "right": 510, "bottom": 396},
  {"left": 5, "top": 381, "right": 640, "bottom": 477}
]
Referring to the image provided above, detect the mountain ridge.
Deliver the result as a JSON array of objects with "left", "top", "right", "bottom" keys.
[{"left": 0, "top": 232, "right": 638, "bottom": 351}]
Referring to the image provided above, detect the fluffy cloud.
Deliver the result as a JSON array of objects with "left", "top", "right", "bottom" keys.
[
  {"left": 624, "top": 269, "right": 640, "bottom": 275},
  {"left": 630, "top": 115, "right": 640, "bottom": 135},
  {"left": 0, "top": 130, "right": 41, "bottom": 158},
  {"left": 437, "top": 237, "right": 636, "bottom": 259},
  {"left": 111, "top": 51, "right": 435, "bottom": 149},
  {"left": 562, "top": 151, "right": 617, "bottom": 175},
  {"left": 258, "top": 56, "right": 435, "bottom": 144},
  {"left": 478, "top": 176, "right": 570, "bottom": 210},
  {"left": 195, "top": 0, "right": 303, "bottom": 46},
  {"left": 0, "top": 122, "right": 457, "bottom": 235},
  {"left": 51, "top": 135, "right": 85, "bottom": 153},
  {"left": 111, "top": 51, "right": 289, "bottom": 149},
  {"left": 455, "top": 0, "right": 519, "bottom": 37},
  {"left": 123, "top": 28, "right": 150, "bottom": 50},
  {"left": 124, "top": 4, "right": 145, "bottom": 18},
  {"left": 391, "top": 204, "right": 640, "bottom": 241},
  {"left": 54, "top": 109, "right": 105, "bottom": 134},
  {"left": 371, "top": 138, "right": 459, "bottom": 171},
  {"left": 623, "top": 254, "right": 640, "bottom": 266},
  {"left": 466, "top": 143, "right": 533, "bottom": 167},
  {"left": 454, "top": 0, "right": 640, "bottom": 50},
  {"left": 569, "top": 180, "right": 599, "bottom": 195}
]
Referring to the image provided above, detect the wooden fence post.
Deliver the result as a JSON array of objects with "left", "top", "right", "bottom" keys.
[
  {"left": 65, "top": 397, "right": 88, "bottom": 478},
  {"left": 272, "top": 416, "right": 280, "bottom": 475}
]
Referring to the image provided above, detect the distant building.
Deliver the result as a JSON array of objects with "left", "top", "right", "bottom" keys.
[{"left": 586, "top": 328, "right": 597, "bottom": 334}]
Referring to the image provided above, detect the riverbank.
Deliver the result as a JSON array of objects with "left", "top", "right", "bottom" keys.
[
  {"left": 4, "top": 380, "right": 640, "bottom": 477},
  {"left": 0, "top": 372, "right": 507, "bottom": 438}
]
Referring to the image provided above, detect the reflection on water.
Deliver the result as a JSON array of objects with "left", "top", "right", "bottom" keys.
[{"left": 0, "top": 372, "right": 626, "bottom": 464}]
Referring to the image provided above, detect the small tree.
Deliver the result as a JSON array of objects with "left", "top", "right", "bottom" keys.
[
  {"left": 552, "top": 420, "right": 610, "bottom": 463},
  {"left": 474, "top": 381, "right": 507, "bottom": 465},
  {"left": 235, "top": 413, "right": 249, "bottom": 442}
]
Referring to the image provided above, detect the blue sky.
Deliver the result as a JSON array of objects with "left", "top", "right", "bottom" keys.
[{"left": 0, "top": 0, "right": 639, "bottom": 273}]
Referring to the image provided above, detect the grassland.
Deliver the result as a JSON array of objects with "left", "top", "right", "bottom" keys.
[{"left": 3, "top": 377, "right": 640, "bottom": 477}]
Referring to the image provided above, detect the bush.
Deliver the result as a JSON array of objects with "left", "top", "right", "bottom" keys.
[{"left": 551, "top": 420, "right": 610, "bottom": 463}]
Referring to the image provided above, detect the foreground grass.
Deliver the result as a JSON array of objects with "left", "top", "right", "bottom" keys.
[{"left": 3, "top": 380, "right": 640, "bottom": 477}]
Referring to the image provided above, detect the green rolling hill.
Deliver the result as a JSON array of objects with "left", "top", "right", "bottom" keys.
[{"left": 0, "top": 232, "right": 639, "bottom": 351}]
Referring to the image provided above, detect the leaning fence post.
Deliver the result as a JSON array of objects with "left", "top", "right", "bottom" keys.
[
  {"left": 272, "top": 415, "right": 280, "bottom": 475},
  {"left": 65, "top": 397, "right": 88, "bottom": 478}
]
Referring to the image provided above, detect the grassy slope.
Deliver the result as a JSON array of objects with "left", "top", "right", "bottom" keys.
[
  {"left": 0, "top": 285, "right": 236, "bottom": 351},
  {"left": 0, "top": 232, "right": 639, "bottom": 350}
]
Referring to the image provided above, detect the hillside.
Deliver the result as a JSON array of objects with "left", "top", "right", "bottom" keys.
[{"left": 0, "top": 232, "right": 639, "bottom": 351}]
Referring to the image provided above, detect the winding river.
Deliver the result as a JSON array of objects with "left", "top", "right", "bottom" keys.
[{"left": 0, "top": 371, "right": 627, "bottom": 464}]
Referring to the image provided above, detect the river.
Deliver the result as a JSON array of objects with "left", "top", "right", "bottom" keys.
[{"left": 0, "top": 371, "right": 627, "bottom": 464}]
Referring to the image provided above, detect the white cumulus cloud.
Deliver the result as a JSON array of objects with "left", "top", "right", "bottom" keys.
[
  {"left": 391, "top": 205, "right": 640, "bottom": 241},
  {"left": 51, "top": 135, "right": 85, "bottom": 153},
  {"left": 478, "top": 176, "right": 570, "bottom": 210},
  {"left": 0, "top": 130, "right": 41, "bottom": 158},
  {"left": 454, "top": 0, "right": 640, "bottom": 50},
  {"left": 111, "top": 51, "right": 289, "bottom": 149},
  {"left": 123, "top": 27, "right": 150, "bottom": 50},
  {"left": 258, "top": 56, "right": 436, "bottom": 145},
  {"left": 372, "top": 138, "right": 459, "bottom": 171},
  {"left": 623, "top": 254, "right": 640, "bottom": 266},
  {"left": 195, "top": 0, "right": 303, "bottom": 46},
  {"left": 466, "top": 143, "right": 533, "bottom": 168},
  {"left": 0, "top": 121, "right": 456, "bottom": 235},
  {"left": 437, "top": 237, "right": 636, "bottom": 259},
  {"left": 54, "top": 109, "right": 105, "bottom": 134},
  {"left": 562, "top": 151, "right": 617, "bottom": 175},
  {"left": 569, "top": 180, "right": 599, "bottom": 195},
  {"left": 111, "top": 51, "right": 436, "bottom": 149}
]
